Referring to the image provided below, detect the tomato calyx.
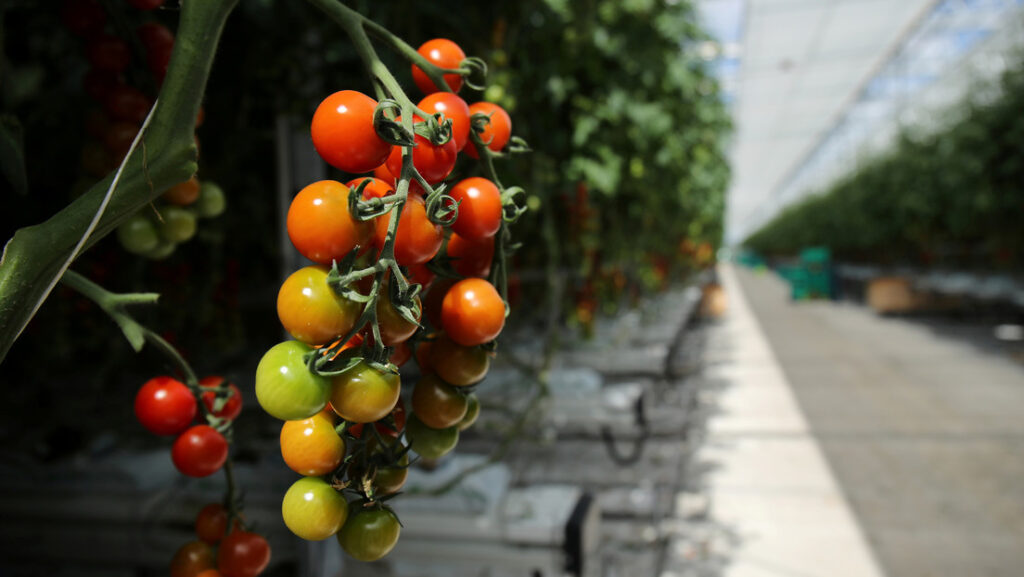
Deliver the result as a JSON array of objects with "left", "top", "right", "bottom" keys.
[
  {"left": 424, "top": 184, "right": 459, "bottom": 227},
  {"left": 458, "top": 56, "right": 489, "bottom": 91},
  {"left": 372, "top": 100, "right": 417, "bottom": 147}
]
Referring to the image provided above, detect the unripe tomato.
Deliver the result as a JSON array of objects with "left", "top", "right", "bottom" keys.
[
  {"left": 134, "top": 376, "right": 196, "bottom": 436},
  {"left": 404, "top": 413, "right": 458, "bottom": 460},
  {"left": 374, "top": 196, "right": 442, "bottom": 266},
  {"left": 255, "top": 340, "right": 331, "bottom": 420},
  {"left": 418, "top": 93, "right": 471, "bottom": 151},
  {"left": 373, "top": 452, "right": 409, "bottom": 496},
  {"left": 280, "top": 412, "right": 345, "bottom": 476},
  {"left": 195, "top": 181, "right": 227, "bottom": 218},
  {"left": 87, "top": 34, "right": 130, "bottom": 73},
  {"left": 441, "top": 278, "right": 505, "bottom": 346},
  {"left": 376, "top": 280, "right": 421, "bottom": 346},
  {"left": 384, "top": 116, "right": 457, "bottom": 185},
  {"left": 337, "top": 507, "right": 401, "bottom": 562},
  {"left": 447, "top": 232, "right": 493, "bottom": 278},
  {"left": 159, "top": 206, "right": 197, "bottom": 243},
  {"left": 195, "top": 503, "right": 230, "bottom": 544},
  {"left": 164, "top": 176, "right": 201, "bottom": 206},
  {"left": 287, "top": 180, "right": 374, "bottom": 265},
  {"left": 144, "top": 240, "right": 176, "bottom": 260},
  {"left": 199, "top": 376, "right": 243, "bottom": 421},
  {"left": 282, "top": 477, "right": 348, "bottom": 541},
  {"left": 172, "top": 425, "right": 229, "bottom": 478},
  {"left": 465, "top": 102, "right": 512, "bottom": 159},
  {"left": 449, "top": 177, "right": 502, "bottom": 241},
  {"left": 429, "top": 334, "right": 490, "bottom": 386},
  {"left": 458, "top": 394, "right": 480, "bottom": 431},
  {"left": 411, "top": 374, "right": 468, "bottom": 429},
  {"left": 277, "top": 265, "right": 361, "bottom": 346},
  {"left": 217, "top": 531, "right": 270, "bottom": 577},
  {"left": 311, "top": 91, "right": 392, "bottom": 173},
  {"left": 411, "top": 39, "right": 466, "bottom": 94},
  {"left": 118, "top": 213, "right": 160, "bottom": 255},
  {"left": 330, "top": 362, "right": 400, "bottom": 424},
  {"left": 170, "top": 541, "right": 215, "bottom": 577}
]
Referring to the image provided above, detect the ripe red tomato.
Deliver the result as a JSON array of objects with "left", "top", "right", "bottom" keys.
[
  {"left": 172, "top": 425, "right": 229, "bottom": 478},
  {"left": 195, "top": 503, "right": 230, "bottom": 544},
  {"left": 373, "top": 195, "right": 442, "bottom": 266},
  {"left": 61, "top": 0, "right": 105, "bottom": 38},
  {"left": 418, "top": 93, "right": 471, "bottom": 151},
  {"left": 134, "top": 376, "right": 197, "bottom": 436},
  {"left": 465, "top": 102, "right": 512, "bottom": 159},
  {"left": 449, "top": 177, "right": 502, "bottom": 241},
  {"left": 336, "top": 507, "right": 401, "bottom": 562},
  {"left": 217, "top": 531, "right": 271, "bottom": 577},
  {"left": 287, "top": 180, "right": 374, "bottom": 265},
  {"left": 128, "top": 0, "right": 165, "bottom": 10},
  {"left": 87, "top": 34, "right": 131, "bottom": 73},
  {"left": 384, "top": 116, "right": 457, "bottom": 184},
  {"left": 447, "top": 232, "right": 494, "bottom": 278},
  {"left": 104, "top": 85, "right": 152, "bottom": 123},
  {"left": 199, "top": 376, "right": 243, "bottom": 421},
  {"left": 441, "top": 278, "right": 505, "bottom": 346},
  {"left": 311, "top": 90, "right": 392, "bottom": 173},
  {"left": 277, "top": 265, "right": 362, "bottom": 346},
  {"left": 429, "top": 334, "right": 491, "bottom": 386},
  {"left": 170, "top": 541, "right": 215, "bottom": 577},
  {"left": 330, "top": 361, "right": 401, "bottom": 424},
  {"left": 411, "top": 39, "right": 466, "bottom": 94},
  {"left": 411, "top": 374, "right": 468, "bottom": 429}
]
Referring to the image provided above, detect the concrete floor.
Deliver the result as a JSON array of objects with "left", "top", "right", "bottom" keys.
[{"left": 729, "top": 265, "right": 1024, "bottom": 577}]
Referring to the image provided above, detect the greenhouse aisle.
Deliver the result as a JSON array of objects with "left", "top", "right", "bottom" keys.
[{"left": 720, "top": 266, "right": 1024, "bottom": 577}]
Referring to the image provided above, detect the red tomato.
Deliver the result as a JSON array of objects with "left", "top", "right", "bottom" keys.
[
  {"left": 217, "top": 531, "right": 271, "bottom": 577},
  {"left": 418, "top": 93, "right": 471, "bottom": 151},
  {"left": 372, "top": 163, "right": 395, "bottom": 184},
  {"left": 147, "top": 44, "right": 173, "bottom": 83},
  {"left": 374, "top": 195, "right": 442, "bottom": 266},
  {"left": 440, "top": 278, "right": 505, "bottom": 346},
  {"left": 199, "top": 376, "right": 243, "bottom": 421},
  {"left": 287, "top": 180, "right": 374, "bottom": 264},
  {"left": 385, "top": 116, "right": 457, "bottom": 184},
  {"left": 128, "top": 0, "right": 165, "bottom": 10},
  {"left": 87, "top": 34, "right": 131, "bottom": 74},
  {"left": 449, "top": 177, "right": 502, "bottom": 241},
  {"left": 85, "top": 108, "right": 110, "bottom": 140},
  {"left": 104, "top": 85, "right": 152, "bottom": 123},
  {"left": 137, "top": 22, "right": 174, "bottom": 52},
  {"left": 447, "top": 232, "right": 493, "bottom": 278},
  {"left": 311, "top": 90, "right": 392, "bottom": 173},
  {"left": 170, "top": 541, "right": 215, "bottom": 577},
  {"left": 411, "top": 38, "right": 466, "bottom": 94},
  {"left": 405, "top": 262, "right": 435, "bottom": 288},
  {"left": 172, "top": 425, "right": 229, "bottom": 478},
  {"left": 423, "top": 278, "right": 455, "bottom": 330},
  {"left": 195, "top": 503, "right": 230, "bottom": 544},
  {"left": 134, "top": 376, "right": 197, "bottom": 436},
  {"left": 465, "top": 102, "right": 512, "bottom": 159},
  {"left": 61, "top": 0, "right": 105, "bottom": 38}
]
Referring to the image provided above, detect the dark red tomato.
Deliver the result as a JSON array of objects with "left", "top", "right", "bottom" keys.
[
  {"left": 465, "top": 102, "right": 512, "bottom": 159},
  {"left": 199, "top": 376, "right": 243, "bottom": 421},
  {"left": 105, "top": 85, "right": 152, "bottom": 123},
  {"left": 374, "top": 195, "right": 442, "bottom": 266},
  {"left": 404, "top": 262, "right": 435, "bottom": 288},
  {"left": 61, "top": 0, "right": 105, "bottom": 38},
  {"left": 147, "top": 44, "right": 173, "bottom": 83},
  {"left": 411, "top": 38, "right": 466, "bottom": 94},
  {"left": 447, "top": 232, "right": 493, "bottom": 278},
  {"left": 449, "top": 177, "right": 502, "bottom": 241},
  {"left": 170, "top": 541, "right": 215, "bottom": 577},
  {"left": 137, "top": 22, "right": 174, "bottom": 51},
  {"left": 134, "top": 376, "right": 197, "bottom": 436},
  {"left": 429, "top": 334, "right": 491, "bottom": 386},
  {"left": 83, "top": 69, "right": 121, "bottom": 102},
  {"left": 172, "top": 425, "right": 229, "bottom": 478},
  {"left": 128, "top": 0, "right": 165, "bottom": 10},
  {"left": 217, "top": 531, "right": 271, "bottom": 577},
  {"left": 87, "top": 34, "right": 131, "bottom": 74},
  {"left": 104, "top": 121, "right": 139, "bottom": 160},
  {"left": 423, "top": 278, "right": 455, "bottom": 330},
  {"left": 417, "top": 93, "right": 471, "bottom": 151},
  {"left": 385, "top": 116, "right": 457, "bottom": 185},
  {"left": 441, "top": 278, "right": 505, "bottom": 346},
  {"left": 311, "top": 90, "right": 392, "bottom": 173},
  {"left": 414, "top": 335, "right": 436, "bottom": 375},
  {"left": 195, "top": 503, "right": 229, "bottom": 544}
]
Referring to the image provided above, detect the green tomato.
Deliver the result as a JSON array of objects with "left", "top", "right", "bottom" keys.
[
  {"left": 404, "top": 413, "right": 458, "bottom": 460},
  {"left": 144, "top": 240, "right": 177, "bottom": 260},
  {"left": 457, "top": 394, "right": 480, "bottom": 431},
  {"left": 159, "top": 205, "right": 197, "bottom": 243},
  {"left": 337, "top": 507, "right": 401, "bottom": 562},
  {"left": 195, "top": 181, "right": 227, "bottom": 218},
  {"left": 117, "top": 214, "right": 160, "bottom": 254},
  {"left": 282, "top": 477, "right": 348, "bottom": 541},
  {"left": 255, "top": 340, "right": 330, "bottom": 420}
]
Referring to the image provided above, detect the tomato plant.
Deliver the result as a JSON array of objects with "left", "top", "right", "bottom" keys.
[
  {"left": 336, "top": 507, "right": 402, "bottom": 562},
  {"left": 411, "top": 38, "right": 466, "bottom": 94},
  {"left": 172, "top": 425, "right": 229, "bottom": 478},
  {"left": 134, "top": 376, "right": 197, "bottom": 436},
  {"left": 200, "top": 376, "right": 243, "bottom": 421},
  {"left": 311, "top": 90, "right": 393, "bottom": 173},
  {"left": 282, "top": 477, "right": 349, "bottom": 541},
  {"left": 373, "top": 194, "right": 443, "bottom": 266}
]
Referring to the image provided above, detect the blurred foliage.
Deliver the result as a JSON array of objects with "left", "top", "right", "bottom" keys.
[{"left": 744, "top": 56, "right": 1024, "bottom": 270}]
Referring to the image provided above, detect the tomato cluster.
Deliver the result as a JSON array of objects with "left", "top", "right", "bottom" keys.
[{"left": 170, "top": 506, "right": 271, "bottom": 577}]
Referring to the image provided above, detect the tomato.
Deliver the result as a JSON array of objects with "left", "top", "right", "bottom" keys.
[
  {"left": 376, "top": 281, "right": 421, "bottom": 346},
  {"left": 164, "top": 176, "right": 201, "bottom": 206},
  {"left": 128, "top": 0, "right": 165, "bottom": 11},
  {"left": 137, "top": 22, "right": 174, "bottom": 52},
  {"left": 61, "top": 0, "right": 105, "bottom": 38},
  {"left": 134, "top": 376, "right": 196, "bottom": 436},
  {"left": 330, "top": 361, "right": 400, "bottom": 423},
  {"left": 287, "top": 180, "right": 374, "bottom": 265},
  {"left": 348, "top": 176, "right": 393, "bottom": 203},
  {"left": 404, "top": 262, "right": 436, "bottom": 288},
  {"left": 418, "top": 93, "right": 471, "bottom": 151},
  {"left": 373, "top": 454, "right": 409, "bottom": 496},
  {"left": 144, "top": 240, "right": 176, "bottom": 260},
  {"left": 217, "top": 531, "right": 271, "bottom": 577},
  {"left": 118, "top": 213, "right": 160, "bottom": 255},
  {"left": 282, "top": 477, "right": 348, "bottom": 541},
  {"left": 103, "top": 121, "right": 138, "bottom": 160},
  {"left": 372, "top": 163, "right": 395, "bottom": 184},
  {"left": 449, "top": 177, "right": 502, "bottom": 241},
  {"left": 414, "top": 337, "right": 435, "bottom": 374},
  {"left": 148, "top": 45, "right": 173, "bottom": 83},
  {"left": 87, "top": 34, "right": 131, "bottom": 73},
  {"left": 423, "top": 278, "right": 454, "bottom": 329},
  {"left": 105, "top": 85, "right": 152, "bottom": 123},
  {"left": 171, "top": 541, "right": 215, "bottom": 577},
  {"left": 457, "top": 394, "right": 480, "bottom": 431},
  {"left": 384, "top": 116, "right": 457, "bottom": 184},
  {"left": 374, "top": 195, "right": 442, "bottom": 266},
  {"left": 172, "top": 425, "right": 229, "bottom": 478},
  {"left": 277, "top": 265, "right": 361, "bottom": 346},
  {"left": 447, "top": 232, "right": 493, "bottom": 278},
  {"left": 347, "top": 398, "right": 406, "bottom": 439},
  {"left": 195, "top": 181, "right": 227, "bottom": 218},
  {"left": 429, "top": 334, "right": 490, "bottom": 386},
  {"left": 411, "top": 39, "right": 466, "bottom": 94},
  {"left": 255, "top": 340, "right": 331, "bottom": 420},
  {"left": 159, "top": 206, "right": 197, "bottom": 243},
  {"left": 195, "top": 503, "right": 230, "bottom": 544},
  {"left": 441, "top": 278, "right": 505, "bottom": 346},
  {"left": 199, "top": 376, "right": 243, "bottom": 421},
  {"left": 337, "top": 507, "right": 401, "bottom": 562},
  {"left": 404, "top": 413, "right": 458, "bottom": 460},
  {"left": 465, "top": 102, "right": 512, "bottom": 159},
  {"left": 196, "top": 571, "right": 223, "bottom": 577},
  {"left": 280, "top": 412, "right": 345, "bottom": 476},
  {"left": 311, "top": 91, "right": 392, "bottom": 173},
  {"left": 411, "top": 374, "right": 468, "bottom": 429},
  {"left": 390, "top": 340, "right": 412, "bottom": 367}
]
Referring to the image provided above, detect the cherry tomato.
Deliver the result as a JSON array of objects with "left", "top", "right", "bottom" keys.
[
  {"left": 195, "top": 503, "right": 229, "bottom": 544},
  {"left": 411, "top": 39, "right": 466, "bottom": 94},
  {"left": 405, "top": 262, "right": 436, "bottom": 288},
  {"left": 418, "top": 92, "right": 471, "bottom": 151},
  {"left": 137, "top": 22, "right": 174, "bottom": 52},
  {"left": 105, "top": 85, "right": 152, "bottom": 123},
  {"left": 458, "top": 394, "right": 480, "bottom": 431},
  {"left": 390, "top": 340, "right": 412, "bottom": 367},
  {"left": 199, "top": 376, "right": 243, "bottom": 421},
  {"left": 376, "top": 280, "right": 421, "bottom": 346},
  {"left": 372, "top": 163, "right": 395, "bottom": 184},
  {"left": 404, "top": 413, "right": 458, "bottom": 460},
  {"left": 277, "top": 265, "right": 361, "bottom": 346},
  {"left": 128, "top": 0, "right": 165, "bottom": 11},
  {"left": 411, "top": 374, "right": 468, "bottom": 429},
  {"left": 195, "top": 181, "right": 227, "bottom": 218},
  {"left": 61, "top": 0, "right": 106, "bottom": 38},
  {"left": 465, "top": 102, "right": 512, "bottom": 159},
  {"left": 217, "top": 531, "right": 271, "bottom": 577},
  {"left": 282, "top": 477, "right": 348, "bottom": 541},
  {"left": 164, "top": 176, "right": 201, "bottom": 206},
  {"left": 134, "top": 376, "right": 196, "bottom": 436},
  {"left": 384, "top": 116, "right": 457, "bottom": 184},
  {"left": 172, "top": 425, "right": 229, "bottom": 478},
  {"left": 311, "top": 90, "right": 392, "bottom": 173},
  {"left": 196, "top": 571, "right": 223, "bottom": 577},
  {"left": 441, "top": 278, "right": 505, "bottom": 346},
  {"left": 87, "top": 34, "right": 131, "bottom": 73},
  {"left": 144, "top": 240, "right": 176, "bottom": 260},
  {"left": 103, "top": 121, "right": 139, "bottom": 161},
  {"left": 337, "top": 507, "right": 401, "bottom": 562},
  {"left": 374, "top": 195, "right": 442, "bottom": 266},
  {"left": 449, "top": 177, "right": 502, "bottom": 241},
  {"left": 423, "top": 278, "right": 455, "bottom": 329},
  {"left": 171, "top": 541, "right": 215, "bottom": 577},
  {"left": 347, "top": 398, "right": 406, "bottom": 439},
  {"left": 280, "top": 412, "right": 345, "bottom": 476},
  {"left": 447, "top": 232, "right": 493, "bottom": 278},
  {"left": 159, "top": 206, "right": 197, "bottom": 243},
  {"left": 148, "top": 44, "right": 173, "bottom": 83},
  {"left": 117, "top": 213, "right": 160, "bottom": 255},
  {"left": 255, "top": 340, "right": 331, "bottom": 421},
  {"left": 287, "top": 180, "right": 374, "bottom": 265},
  {"left": 373, "top": 452, "right": 409, "bottom": 496},
  {"left": 429, "top": 334, "right": 491, "bottom": 386},
  {"left": 330, "top": 361, "right": 400, "bottom": 424},
  {"left": 414, "top": 336, "right": 435, "bottom": 374}
]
